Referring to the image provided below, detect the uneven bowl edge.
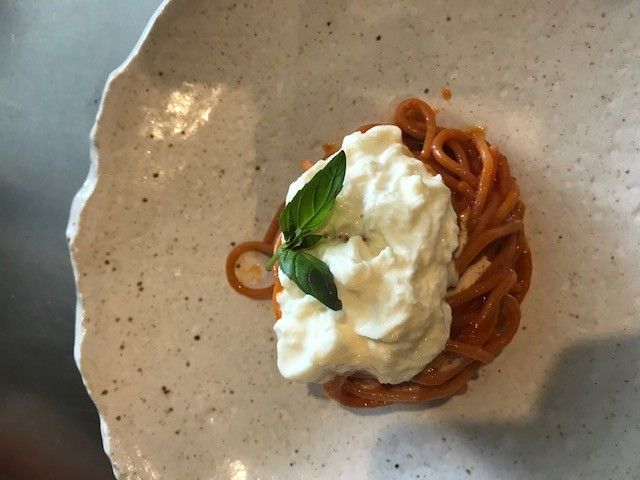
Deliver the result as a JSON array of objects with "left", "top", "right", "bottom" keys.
[{"left": 65, "top": 0, "right": 173, "bottom": 475}]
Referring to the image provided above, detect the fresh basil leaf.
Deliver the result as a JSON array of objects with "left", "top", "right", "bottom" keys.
[
  {"left": 279, "top": 248, "right": 342, "bottom": 311},
  {"left": 278, "top": 203, "right": 295, "bottom": 241},
  {"left": 291, "top": 234, "right": 324, "bottom": 250},
  {"left": 279, "top": 150, "right": 346, "bottom": 243},
  {"left": 265, "top": 234, "right": 322, "bottom": 270}
]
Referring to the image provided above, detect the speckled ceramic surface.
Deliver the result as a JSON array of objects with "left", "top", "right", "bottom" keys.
[{"left": 68, "top": 1, "right": 640, "bottom": 478}]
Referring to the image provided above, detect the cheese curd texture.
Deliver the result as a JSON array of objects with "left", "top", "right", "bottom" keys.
[{"left": 274, "top": 125, "right": 459, "bottom": 384}]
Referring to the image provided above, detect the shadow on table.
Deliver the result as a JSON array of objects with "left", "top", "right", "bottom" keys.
[
  {"left": 0, "top": 178, "right": 114, "bottom": 480},
  {"left": 368, "top": 335, "right": 640, "bottom": 479},
  {"left": 0, "top": 392, "right": 115, "bottom": 480}
]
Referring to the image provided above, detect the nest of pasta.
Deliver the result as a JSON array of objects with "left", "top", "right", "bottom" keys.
[{"left": 227, "top": 98, "right": 532, "bottom": 408}]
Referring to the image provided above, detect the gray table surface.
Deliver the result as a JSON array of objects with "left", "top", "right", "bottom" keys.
[{"left": 1, "top": 2, "right": 162, "bottom": 478}]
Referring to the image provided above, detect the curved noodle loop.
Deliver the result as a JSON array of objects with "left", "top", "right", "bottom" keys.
[
  {"left": 226, "top": 99, "right": 532, "bottom": 407},
  {"left": 225, "top": 204, "right": 283, "bottom": 299}
]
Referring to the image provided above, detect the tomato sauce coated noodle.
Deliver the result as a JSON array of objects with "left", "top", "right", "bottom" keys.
[{"left": 226, "top": 98, "right": 532, "bottom": 408}]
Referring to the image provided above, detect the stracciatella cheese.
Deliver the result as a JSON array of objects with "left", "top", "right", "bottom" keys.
[{"left": 274, "top": 125, "right": 459, "bottom": 384}]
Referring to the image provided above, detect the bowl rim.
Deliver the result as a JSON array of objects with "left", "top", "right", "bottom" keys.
[{"left": 65, "top": 0, "right": 173, "bottom": 472}]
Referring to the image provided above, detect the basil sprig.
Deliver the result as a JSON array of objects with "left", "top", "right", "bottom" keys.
[{"left": 267, "top": 150, "right": 346, "bottom": 311}]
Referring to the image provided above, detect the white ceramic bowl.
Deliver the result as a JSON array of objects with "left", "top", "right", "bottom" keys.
[{"left": 68, "top": 1, "right": 640, "bottom": 478}]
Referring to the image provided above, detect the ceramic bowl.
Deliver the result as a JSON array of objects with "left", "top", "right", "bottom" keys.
[{"left": 68, "top": 1, "right": 640, "bottom": 478}]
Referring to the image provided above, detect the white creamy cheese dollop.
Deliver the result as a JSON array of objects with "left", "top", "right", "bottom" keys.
[{"left": 274, "top": 125, "right": 459, "bottom": 384}]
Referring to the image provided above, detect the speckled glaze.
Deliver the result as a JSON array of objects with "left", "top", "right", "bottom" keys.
[{"left": 68, "top": 1, "right": 640, "bottom": 479}]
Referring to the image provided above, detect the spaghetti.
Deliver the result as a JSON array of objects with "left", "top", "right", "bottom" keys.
[{"left": 226, "top": 98, "right": 532, "bottom": 408}]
